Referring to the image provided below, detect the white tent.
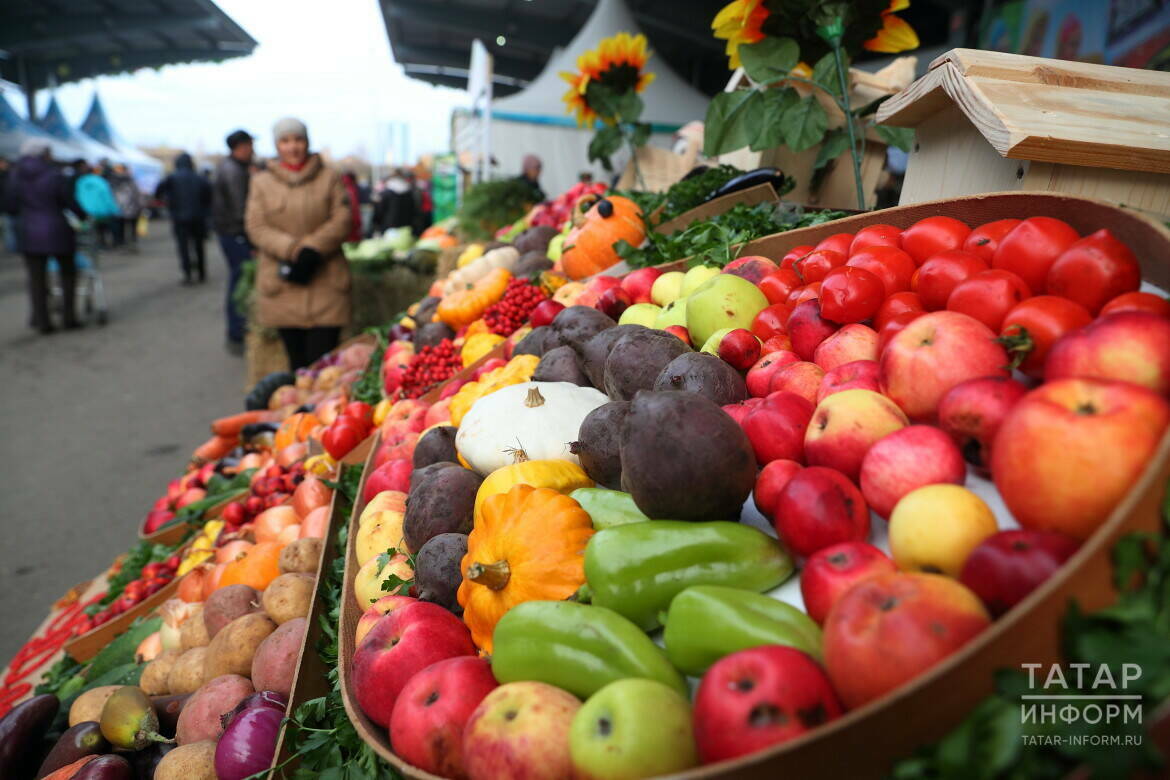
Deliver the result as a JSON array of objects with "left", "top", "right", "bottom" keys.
[
  {"left": 80, "top": 94, "right": 165, "bottom": 193},
  {"left": 0, "top": 93, "right": 85, "bottom": 162},
  {"left": 458, "top": 0, "right": 709, "bottom": 197},
  {"left": 37, "top": 95, "right": 127, "bottom": 167}
]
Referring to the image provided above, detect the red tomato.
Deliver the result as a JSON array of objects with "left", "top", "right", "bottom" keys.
[
  {"left": 849, "top": 224, "right": 901, "bottom": 255},
  {"left": 962, "top": 218, "right": 1021, "bottom": 262},
  {"left": 343, "top": 401, "right": 374, "bottom": 425},
  {"left": 321, "top": 417, "right": 366, "bottom": 460},
  {"left": 1046, "top": 229, "right": 1141, "bottom": 314},
  {"left": 780, "top": 245, "right": 815, "bottom": 271},
  {"left": 787, "top": 283, "right": 822, "bottom": 307},
  {"left": 1100, "top": 291, "right": 1170, "bottom": 319},
  {"left": 751, "top": 303, "right": 794, "bottom": 341},
  {"left": 846, "top": 245, "right": 916, "bottom": 297},
  {"left": 999, "top": 295, "right": 1092, "bottom": 378},
  {"left": 877, "top": 310, "right": 926, "bottom": 354},
  {"left": 795, "top": 249, "right": 846, "bottom": 283},
  {"left": 991, "top": 216, "right": 1079, "bottom": 295},
  {"left": 900, "top": 216, "right": 971, "bottom": 265},
  {"left": 874, "top": 291, "right": 924, "bottom": 332},
  {"left": 819, "top": 266, "right": 885, "bottom": 324},
  {"left": 916, "top": 250, "right": 989, "bottom": 311},
  {"left": 814, "top": 233, "right": 855, "bottom": 256},
  {"left": 758, "top": 268, "right": 803, "bottom": 305},
  {"left": 946, "top": 269, "right": 1031, "bottom": 331}
]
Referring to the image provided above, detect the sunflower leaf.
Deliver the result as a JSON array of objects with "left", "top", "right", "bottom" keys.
[
  {"left": 738, "top": 37, "right": 800, "bottom": 85},
  {"left": 588, "top": 125, "right": 623, "bottom": 171},
  {"left": 814, "top": 128, "right": 852, "bottom": 171},
  {"left": 873, "top": 124, "right": 915, "bottom": 152},
  {"left": 749, "top": 88, "right": 798, "bottom": 151},
  {"left": 811, "top": 52, "right": 844, "bottom": 97},
  {"left": 780, "top": 95, "right": 828, "bottom": 152},
  {"left": 703, "top": 89, "right": 762, "bottom": 157}
]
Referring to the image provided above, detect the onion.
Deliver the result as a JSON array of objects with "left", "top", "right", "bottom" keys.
[
  {"left": 158, "top": 599, "right": 201, "bottom": 652},
  {"left": 214, "top": 702, "right": 284, "bottom": 780},
  {"left": 135, "top": 631, "right": 162, "bottom": 662},
  {"left": 225, "top": 690, "right": 288, "bottom": 725}
]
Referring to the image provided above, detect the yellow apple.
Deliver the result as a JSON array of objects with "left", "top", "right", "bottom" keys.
[
  {"left": 653, "top": 298, "right": 687, "bottom": 330},
  {"left": 650, "top": 271, "right": 685, "bottom": 306},
  {"left": 359, "top": 490, "right": 406, "bottom": 527},
  {"left": 889, "top": 485, "right": 998, "bottom": 577},
  {"left": 354, "top": 553, "right": 413, "bottom": 608},
  {"left": 619, "top": 303, "right": 662, "bottom": 328},
  {"left": 680, "top": 265, "right": 720, "bottom": 297},
  {"left": 355, "top": 509, "right": 407, "bottom": 565}
]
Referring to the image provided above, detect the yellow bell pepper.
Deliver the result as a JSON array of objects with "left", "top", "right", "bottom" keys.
[
  {"left": 449, "top": 354, "right": 540, "bottom": 426},
  {"left": 305, "top": 453, "right": 338, "bottom": 477},
  {"left": 177, "top": 549, "right": 213, "bottom": 575},
  {"left": 462, "top": 332, "right": 505, "bottom": 367},
  {"left": 373, "top": 398, "right": 395, "bottom": 426},
  {"left": 458, "top": 243, "right": 485, "bottom": 268},
  {"left": 474, "top": 458, "right": 593, "bottom": 522}
]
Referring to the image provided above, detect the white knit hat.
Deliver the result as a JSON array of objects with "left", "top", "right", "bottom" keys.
[{"left": 273, "top": 117, "right": 309, "bottom": 145}]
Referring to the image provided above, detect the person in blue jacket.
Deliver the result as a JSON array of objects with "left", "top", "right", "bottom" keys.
[{"left": 73, "top": 159, "right": 120, "bottom": 248}]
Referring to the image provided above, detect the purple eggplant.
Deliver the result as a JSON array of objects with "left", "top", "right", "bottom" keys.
[
  {"left": 35, "top": 721, "right": 109, "bottom": 779},
  {"left": 128, "top": 742, "right": 174, "bottom": 780},
  {"left": 71, "top": 754, "right": 133, "bottom": 780},
  {"left": 214, "top": 704, "right": 284, "bottom": 780},
  {"left": 0, "top": 694, "right": 59, "bottom": 779},
  {"left": 149, "top": 694, "right": 190, "bottom": 740}
]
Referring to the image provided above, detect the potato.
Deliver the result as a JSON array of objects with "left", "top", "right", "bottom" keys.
[
  {"left": 203, "top": 612, "right": 276, "bottom": 680},
  {"left": 279, "top": 537, "right": 322, "bottom": 574},
  {"left": 203, "top": 584, "right": 261, "bottom": 638},
  {"left": 68, "top": 685, "right": 120, "bottom": 726},
  {"left": 175, "top": 674, "right": 254, "bottom": 745},
  {"left": 180, "top": 605, "right": 211, "bottom": 650},
  {"left": 141, "top": 651, "right": 181, "bottom": 696},
  {"left": 167, "top": 647, "right": 208, "bottom": 695},
  {"left": 261, "top": 573, "right": 315, "bottom": 625},
  {"left": 155, "top": 739, "right": 217, "bottom": 779},
  {"left": 251, "top": 617, "right": 307, "bottom": 698}
]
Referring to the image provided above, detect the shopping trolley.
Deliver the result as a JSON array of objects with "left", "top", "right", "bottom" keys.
[{"left": 48, "top": 217, "right": 109, "bottom": 326}]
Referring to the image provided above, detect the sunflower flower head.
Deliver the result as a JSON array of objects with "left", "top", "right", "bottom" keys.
[
  {"left": 864, "top": 0, "right": 919, "bottom": 53},
  {"left": 561, "top": 32, "right": 656, "bottom": 127},
  {"left": 712, "top": 0, "right": 769, "bottom": 69}
]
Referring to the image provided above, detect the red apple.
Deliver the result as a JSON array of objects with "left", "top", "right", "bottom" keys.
[
  {"left": 991, "top": 378, "right": 1170, "bottom": 539},
  {"left": 879, "top": 311, "right": 1011, "bottom": 421},
  {"left": 577, "top": 275, "right": 621, "bottom": 308},
  {"left": 722, "top": 397, "right": 763, "bottom": 427},
  {"left": 859, "top": 425, "right": 966, "bottom": 518},
  {"left": 462, "top": 682, "right": 580, "bottom": 780},
  {"left": 742, "top": 391, "right": 815, "bottom": 465},
  {"left": 529, "top": 299, "right": 566, "bottom": 328},
  {"left": 440, "top": 378, "right": 468, "bottom": 400},
  {"left": 352, "top": 601, "right": 477, "bottom": 727},
  {"left": 767, "top": 361, "right": 824, "bottom": 404},
  {"left": 813, "top": 324, "right": 878, "bottom": 372},
  {"left": 877, "top": 310, "right": 926, "bottom": 355},
  {"left": 380, "top": 399, "right": 429, "bottom": 441},
  {"left": 774, "top": 467, "right": 870, "bottom": 557},
  {"left": 693, "top": 646, "right": 841, "bottom": 763},
  {"left": 723, "top": 255, "right": 779, "bottom": 285},
  {"left": 800, "top": 542, "right": 896, "bottom": 625},
  {"left": 620, "top": 267, "right": 663, "bottom": 304},
  {"left": 424, "top": 398, "right": 453, "bottom": 428},
  {"left": 762, "top": 333, "right": 794, "bottom": 354},
  {"left": 595, "top": 286, "right": 632, "bottom": 320},
  {"left": 663, "top": 325, "right": 692, "bottom": 346},
  {"left": 718, "top": 328, "right": 762, "bottom": 371},
  {"left": 363, "top": 459, "right": 413, "bottom": 505},
  {"left": 752, "top": 459, "right": 803, "bottom": 520},
  {"left": 152, "top": 495, "right": 170, "bottom": 511},
  {"left": 817, "top": 360, "right": 880, "bottom": 403},
  {"left": 786, "top": 300, "right": 838, "bottom": 361},
  {"left": 373, "top": 433, "right": 421, "bottom": 470},
  {"left": 1044, "top": 311, "right": 1170, "bottom": 396},
  {"left": 958, "top": 530, "right": 1080, "bottom": 617},
  {"left": 937, "top": 375, "right": 1029, "bottom": 470},
  {"left": 803, "top": 389, "right": 909, "bottom": 482},
  {"left": 746, "top": 350, "right": 800, "bottom": 397},
  {"left": 389, "top": 656, "right": 499, "bottom": 778},
  {"left": 824, "top": 572, "right": 990, "bottom": 709},
  {"left": 355, "top": 594, "right": 416, "bottom": 647}
]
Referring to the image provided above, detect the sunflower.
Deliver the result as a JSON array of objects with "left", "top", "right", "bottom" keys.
[
  {"left": 561, "top": 32, "right": 656, "bottom": 127},
  {"left": 712, "top": 0, "right": 769, "bottom": 69},
  {"left": 864, "top": 0, "right": 919, "bottom": 53}
]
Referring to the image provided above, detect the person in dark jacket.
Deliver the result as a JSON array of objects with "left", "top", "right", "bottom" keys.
[
  {"left": 156, "top": 152, "right": 212, "bottom": 284},
  {"left": 4, "top": 139, "right": 87, "bottom": 333},
  {"left": 368, "top": 168, "right": 416, "bottom": 237},
  {"left": 212, "top": 130, "right": 254, "bottom": 353}
]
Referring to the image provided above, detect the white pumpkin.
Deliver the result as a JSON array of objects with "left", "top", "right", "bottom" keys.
[
  {"left": 442, "top": 246, "right": 519, "bottom": 295},
  {"left": 455, "top": 381, "right": 609, "bottom": 475}
]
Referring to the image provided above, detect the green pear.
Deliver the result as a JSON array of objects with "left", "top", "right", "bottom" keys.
[
  {"left": 650, "top": 271, "right": 685, "bottom": 306},
  {"left": 653, "top": 298, "right": 688, "bottom": 330},
  {"left": 686, "top": 274, "right": 769, "bottom": 347},
  {"left": 679, "top": 265, "right": 721, "bottom": 297},
  {"left": 618, "top": 303, "right": 662, "bottom": 328},
  {"left": 548, "top": 233, "right": 566, "bottom": 261},
  {"left": 569, "top": 678, "right": 698, "bottom": 780},
  {"left": 700, "top": 327, "right": 734, "bottom": 355}
]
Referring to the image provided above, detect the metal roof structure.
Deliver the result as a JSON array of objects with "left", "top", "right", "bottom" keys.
[{"left": 0, "top": 0, "right": 256, "bottom": 115}]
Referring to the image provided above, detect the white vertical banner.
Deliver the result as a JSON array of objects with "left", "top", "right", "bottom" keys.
[{"left": 467, "top": 39, "right": 493, "bottom": 183}]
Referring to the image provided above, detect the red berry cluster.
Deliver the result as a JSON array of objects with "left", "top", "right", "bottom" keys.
[
  {"left": 400, "top": 339, "right": 462, "bottom": 398},
  {"left": 483, "top": 279, "right": 549, "bottom": 336},
  {"left": 221, "top": 461, "right": 306, "bottom": 531},
  {"left": 81, "top": 555, "right": 181, "bottom": 632}
]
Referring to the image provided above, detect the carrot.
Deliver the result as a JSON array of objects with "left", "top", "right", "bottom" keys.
[
  {"left": 210, "top": 410, "right": 273, "bottom": 437},
  {"left": 42, "top": 755, "right": 98, "bottom": 780},
  {"left": 192, "top": 434, "right": 237, "bottom": 463}
]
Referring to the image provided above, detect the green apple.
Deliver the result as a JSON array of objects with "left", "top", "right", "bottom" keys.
[
  {"left": 680, "top": 264, "right": 721, "bottom": 297},
  {"left": 700, "top": 327, "right": 734, "bottom": 355},
  {"left": 653, "top": 298, "right": 688, "bottom": 330},
  {"left": 686, "top": 274, "right": 769, "bottom": 347},
  {"left": 619, "top": 303, "right": 662, "bottom": 328},
  {"left": 548, "top": 233, "right": 566, "bottom": 261},
  {"left": 569, "top": 678, "right": 698, "bottom": 780},
  {"left": 650, "top": 271, "right": 685, "bottom": 306}
]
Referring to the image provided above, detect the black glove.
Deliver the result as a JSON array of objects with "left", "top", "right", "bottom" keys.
[{"left": 279, "top": 246, "right": 324, "bottom": 285}]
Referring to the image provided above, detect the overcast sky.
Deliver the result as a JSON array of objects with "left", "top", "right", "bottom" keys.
[{"left": 10, "top": 0, "right": 470, "bottom": 162}]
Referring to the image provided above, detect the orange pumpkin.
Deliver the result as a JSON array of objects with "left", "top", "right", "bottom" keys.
[
  {"left": 561, "top": 196, "right": 645, "bottom": 280},
  {"left": 437, "top": 267, "right": 512, "bottom": 328},
  {"left": 219, "top": 541, "right": 283, "bottom": 591},
  {"left": 275, "top": 412, "right": 320, "bottom": 449}
]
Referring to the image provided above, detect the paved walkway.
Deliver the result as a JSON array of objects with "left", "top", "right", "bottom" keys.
[{"left": 0, "top": 224, "right": 246, "bottom": 664}]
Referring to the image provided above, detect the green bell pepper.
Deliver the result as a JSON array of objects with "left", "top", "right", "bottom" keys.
[
  {"left": 663, "top": 585, "right": 822, "bottom": 676},
  {"left": 584, "top": 521, "right": 794, "bottom": 630},
  {"left": 570, "top": 488, "right": 653, "bottom": 529},
  {"left": 491, "top": 600, "right": 687, "bottom": 699}
]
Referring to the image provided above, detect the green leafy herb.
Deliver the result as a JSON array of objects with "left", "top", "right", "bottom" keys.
[
  {"left": 377, "top": 547, "right": 418, "bottom": 600},
  {"left": 456, "top": 178, "right": 536, "bottom": 241},
  {"left": 34, "top": 655, "right": 82, "bottom": 698},
  {"left": 350, "top": 330, "right": 388, "bottom": 406}
]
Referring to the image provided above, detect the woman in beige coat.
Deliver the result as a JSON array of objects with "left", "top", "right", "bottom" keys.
[{"left": 245, "top": 117, "right": 352, "bottom": 369}]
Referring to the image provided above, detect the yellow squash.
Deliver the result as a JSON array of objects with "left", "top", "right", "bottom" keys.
[{"left": 474, "top": 457, "right": 593, "bottom": 522}]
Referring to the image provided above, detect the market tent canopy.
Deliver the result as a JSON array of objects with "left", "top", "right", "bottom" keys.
[
  {"left": 0, "top": 0, "right": 256, "bottom": 114},
  {"left": 0, "top": 92, "right": 85, "bottom": 161},
  {"left": 80, "top": 93, "right": 165, "bottom": 192},
  {"left": 37, "top": 95, "right": 124, "bottom": 165}
]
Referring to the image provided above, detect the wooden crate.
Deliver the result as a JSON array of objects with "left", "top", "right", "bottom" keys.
[{"left": 653, "top": 183, "right": 782, "bottom": 237}]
